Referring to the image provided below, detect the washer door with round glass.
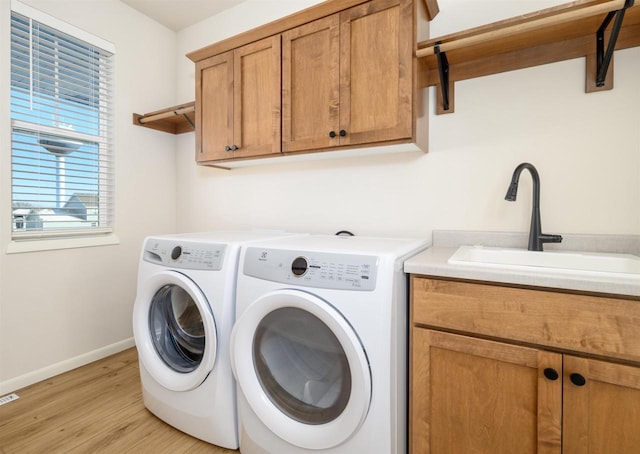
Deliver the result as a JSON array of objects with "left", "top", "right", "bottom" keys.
[
  {"left": 231, "top": 289, "right": 371, "bottom": 450},
  {"left": 133, "top": 271, "right": 217, "bottom": 392}
]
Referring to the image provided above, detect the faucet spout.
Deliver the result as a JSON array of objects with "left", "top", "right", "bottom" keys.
[{"left": 505, "top": 163, "right": 563, "bottom": 251}]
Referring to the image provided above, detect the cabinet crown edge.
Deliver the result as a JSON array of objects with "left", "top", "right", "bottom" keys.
[{"left": 186, "top": 0, "right": 439, "bottom": 62}]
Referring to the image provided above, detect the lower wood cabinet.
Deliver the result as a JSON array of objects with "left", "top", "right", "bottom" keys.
[
  {"left": 562, "top": 355, "right": 640, "bottom": 454},
  {"left": 411, "top": 329, "right": 560, "bottom": 453},
  {"left": 410, "top": 277, "right": 640, "bottom": 454}
]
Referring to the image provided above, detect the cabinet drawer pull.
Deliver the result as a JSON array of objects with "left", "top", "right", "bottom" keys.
[
  {"left": 543, "top": 368, "right": 559, "bottom": 381},
  {"left": 569, "top": 373, "right": 586, "bottom": 386}
]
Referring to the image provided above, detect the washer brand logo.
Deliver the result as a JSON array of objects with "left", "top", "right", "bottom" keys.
[{"left": 259, "top": 251, "right": 268, "bottom": 260}]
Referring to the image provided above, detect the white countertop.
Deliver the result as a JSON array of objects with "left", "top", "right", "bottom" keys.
[{"left": 404, "top": 231, "right": 640, "bottom": 298}]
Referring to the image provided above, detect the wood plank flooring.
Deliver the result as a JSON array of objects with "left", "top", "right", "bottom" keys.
[{"left": 0, "top": 348, "right": 238, "bottom": 453}]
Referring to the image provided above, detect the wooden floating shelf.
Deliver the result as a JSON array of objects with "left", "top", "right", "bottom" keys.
[
  {"left": 133, "top": 102, "right": 195, "bottom": 134},
  {"left": 417, "top": 0, "right": 640, "bottom": 113}
]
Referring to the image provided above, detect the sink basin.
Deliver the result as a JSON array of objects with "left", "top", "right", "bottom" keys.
[{"left": 448, "top": 245, "right": 640, "bottom": 275}]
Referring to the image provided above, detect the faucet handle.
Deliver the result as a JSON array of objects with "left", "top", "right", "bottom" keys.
[{"left": 539, "top": 234, "right": 563, "bottom": 244}]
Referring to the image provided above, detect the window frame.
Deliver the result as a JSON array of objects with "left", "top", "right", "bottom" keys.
[{"left": 9, "top": 0, "right": 116, "bottom": 248}]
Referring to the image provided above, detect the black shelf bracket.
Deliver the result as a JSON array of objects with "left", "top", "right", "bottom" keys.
[
  {"left": 596, "top": 0, "right": 635, "bottom": 87},
  {"left": 434, "top": 41, "right": 450, "bottom": 111}
]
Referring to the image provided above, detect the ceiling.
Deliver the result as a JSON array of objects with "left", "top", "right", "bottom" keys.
[{"left": 120, "top": 0, "right": 247, "bottom": 31}]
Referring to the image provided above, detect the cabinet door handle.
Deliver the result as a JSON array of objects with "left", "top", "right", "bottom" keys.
[
  {"left": 569, "top": 373, "right": 587, "bottom": 387},
  {"left": 543, "top": 368, "right": 559, "bottom": 381},
  {"left": 231, "top": 145, "right": 238, "bottom": 151},
  {"left": 329, "top": 131, "right": 337, "bottom": 138},
  {"left": 225, "top": 145, "right": 231, "bottom": 151},
  {"left": 339, "top": 129, "right": 347, "bottom": 137}
]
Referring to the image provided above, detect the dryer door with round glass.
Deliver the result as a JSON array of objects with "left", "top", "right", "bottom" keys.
[
  {"left": 231, "top": 289, "right": 371, "bottom": 450},
  {"left": 134, "top": 270, "right": 217, "bottom": 392}
]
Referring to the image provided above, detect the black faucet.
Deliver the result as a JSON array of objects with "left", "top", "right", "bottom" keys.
[{"left": 505, "top": 162, "right": 563, "bottom": 251}]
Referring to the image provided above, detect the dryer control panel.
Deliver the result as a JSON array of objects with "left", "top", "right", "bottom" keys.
[
  {"left": 143, "top": 238, "right": 226, "bottom": 271},
  {"left": 243, "top": 247, "right": 378, "bottom": 291}
]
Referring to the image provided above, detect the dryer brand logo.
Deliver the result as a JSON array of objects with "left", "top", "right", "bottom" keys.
[{"left": 259, "top": 251, "right": 268, "bottom": 261}]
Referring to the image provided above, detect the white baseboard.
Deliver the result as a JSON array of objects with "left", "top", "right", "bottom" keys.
[{"left": 0, "top": 337, "right": 136, "bottom": 395}]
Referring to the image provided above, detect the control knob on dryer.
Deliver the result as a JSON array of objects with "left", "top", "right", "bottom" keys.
[{"left": 291, "top": 257, "right": 308, "bottom": 276}]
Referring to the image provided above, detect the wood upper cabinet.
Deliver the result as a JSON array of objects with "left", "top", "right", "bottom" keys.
[
  {"left": 282, "top": 15, "right": 340, "bottom": 152},
  {"left": 282, "top": 0, "right": 414, "bottom": 153},
  {"left": 196, "top": 51, "right": 232, "bottom": 162},
  {"left": 195, "top": 36, "right": 281, "bottom": 163},
  {"left": 189, "top": 0, "right": 425, "bottom": 166},
  {"left": 410, "top": 277, "right": 640, "bottom": 454}
]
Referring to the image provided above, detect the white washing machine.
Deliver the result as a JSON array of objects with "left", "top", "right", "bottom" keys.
[
  {"left": 230, "top": 234, "right": 428, "bottom": 454},
  {"left": 132, "top": 230, "right": 303, "bottom": 449}
]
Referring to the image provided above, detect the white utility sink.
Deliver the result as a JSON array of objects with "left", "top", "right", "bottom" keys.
[{"left": 448, "top": 245, "right": 640, "bottom": 275}]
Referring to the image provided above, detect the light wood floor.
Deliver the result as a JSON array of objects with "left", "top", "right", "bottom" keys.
[{"left": 0, "top": 348, "right": 238, "bottom": 453}]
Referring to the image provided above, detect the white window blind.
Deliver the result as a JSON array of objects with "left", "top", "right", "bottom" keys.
[{"left": 10, "top": 2, "right": 115, "bottom": 239}]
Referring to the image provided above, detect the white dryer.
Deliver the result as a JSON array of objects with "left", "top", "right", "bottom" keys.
[
  {"left": 132, "top": 230, "right": 302, "bottom": 449},
  {"left": 231, "top": 234, "right": 428, "bottom": 454}
]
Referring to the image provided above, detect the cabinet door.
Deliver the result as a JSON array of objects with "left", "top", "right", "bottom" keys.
[
  {"left": 563, "top": 356, "right": 640, "bottom": 454},
  {"left": 411, "top": 329, "right": 562, "bottom": 454},
  {"left": 196, "top": 37, "right": 281, "bottom": 163},
  {"left": 282, "top": 15, "right": 340, "bottom": 153},
  {"left": 233, "top": 35, "right": 281, "bottom": 158},
  {"left": 196, "top": 51, "right": 234, "bottom": 162},
  {"left": 339, "top": 0, "right": 413, "bottom": 146}
]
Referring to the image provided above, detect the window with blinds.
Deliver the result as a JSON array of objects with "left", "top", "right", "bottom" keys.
[{"left": 10, "top": 2, "right": 115, "bottom": 239}]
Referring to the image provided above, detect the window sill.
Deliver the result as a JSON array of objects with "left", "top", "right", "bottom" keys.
[{"left": 6, "top": 233, "right": 120, "bottom": 254}]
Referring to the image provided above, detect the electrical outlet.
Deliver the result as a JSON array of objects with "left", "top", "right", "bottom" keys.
[{"left": 0, "top": 393, "right": 20, "bottom": 406}]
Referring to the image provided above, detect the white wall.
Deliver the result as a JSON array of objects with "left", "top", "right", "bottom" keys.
[
  {"left": 175, "top": 0, "right": 640, "bottom": 239},
  {"left": 0, "top": 0, "right": 178, "bottom": 393}
]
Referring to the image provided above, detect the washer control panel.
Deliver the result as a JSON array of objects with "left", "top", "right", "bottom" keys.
[
  {"left": 143, "top": 238, "right": 226, "bottom": 271},
  {"left": 243, "top": 247, "right": 378, "bottom": 291}
]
